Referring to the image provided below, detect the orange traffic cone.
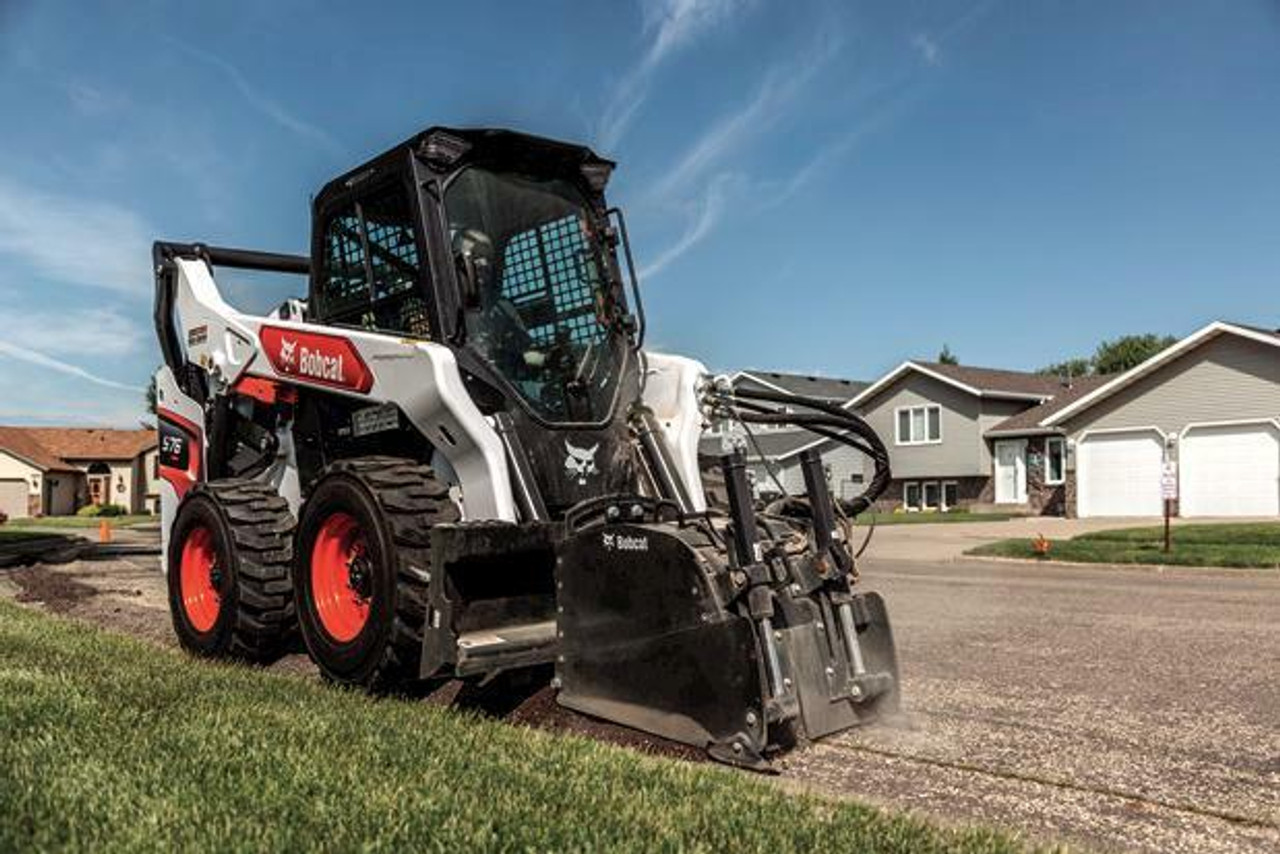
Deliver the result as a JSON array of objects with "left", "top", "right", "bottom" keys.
[{"left": 99, "top": 519, "right": 112, "bottom": 544}]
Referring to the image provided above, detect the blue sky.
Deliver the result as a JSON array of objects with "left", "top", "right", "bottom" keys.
[{"left": 0, "top": 0, "right": 1277, "bottom": 426}]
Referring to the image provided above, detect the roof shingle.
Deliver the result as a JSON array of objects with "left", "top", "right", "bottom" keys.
[
  {"left": 0, "top": 426, "right": 156, "bottom": 469},
  {"left": 985, "top": 375, "right": 1114, "bottom": 435},
  {"left": 737, "top": 371, "right": 869, "bottom": 402},
  {"left": 913, "top": 362, "right": 1068, "bottom": 398}
]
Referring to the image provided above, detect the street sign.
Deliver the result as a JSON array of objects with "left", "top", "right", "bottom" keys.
[{"left": 1160, "top": 461, "right": 1178, "bottom": 500}]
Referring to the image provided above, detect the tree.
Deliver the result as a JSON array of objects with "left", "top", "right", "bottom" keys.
[
  {"left": 1091, "top": 334, "right": 1176, "bottom": 376},
  {"left": 1038, "top": 357, "right": 1092, "bottom": 378},
  {"left": 937, "top": 344, "right": 958, "bottom": 365}
]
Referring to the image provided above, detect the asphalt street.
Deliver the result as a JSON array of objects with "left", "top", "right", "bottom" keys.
[{"left": 781, "top": 557, "right": 1280, "bottom": 853}]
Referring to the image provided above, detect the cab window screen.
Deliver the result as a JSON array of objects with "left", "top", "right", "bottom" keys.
[{"left": 319, "top": 184, "right": 431, "bottom": 337}]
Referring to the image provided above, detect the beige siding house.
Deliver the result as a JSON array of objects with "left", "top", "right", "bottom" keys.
[
  {"left": 1039, "top": 322, "right": 1280, "bottom": 517},
  {"left": 0, "top": 427, "right": 159, "bottom": 518}
]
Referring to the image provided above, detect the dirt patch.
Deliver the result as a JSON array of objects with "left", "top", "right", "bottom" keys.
[
  {"left": 6, "top": 565, "right": 98, "bottom": 612},
  {"left": 1, "top": 557, "right": 703, "bottom": 765}
]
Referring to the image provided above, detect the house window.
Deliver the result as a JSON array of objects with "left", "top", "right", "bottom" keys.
[
  {"left": 1045, "top": 437, "right": 1065, "bottom": 485},
  {"left": 923, "top": 482, "right": 940, "bottom": 510},
  {"left": 903, "top": 482, "right": 922, "bottom": 511},
  {"left": 942, "top": 481, "right": 959, "bottom": 511},
  {"left": 895, "top": 405, "right": 942, "bottom": 445}
]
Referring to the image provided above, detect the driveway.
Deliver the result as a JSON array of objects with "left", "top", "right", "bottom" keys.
[{"left": 863, "top": 515, "right": 1274, "bottom": 562}]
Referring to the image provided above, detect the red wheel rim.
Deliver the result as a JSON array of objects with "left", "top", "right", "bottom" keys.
[
  {"left": 179, "top": 525, "right": 221, "bottom": 632},
  {"left": 311, "top": 512, "right": 372, "bottom": 643}
]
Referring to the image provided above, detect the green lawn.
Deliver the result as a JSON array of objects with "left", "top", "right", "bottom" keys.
[
  {"left": 968, "top": 522, "right": 1280, "bottom": 569},
  {"left": 0, "top": 599, "right": 1035, "bottom": 853},
  {"left": 856, "top": 511, "right": 1016, "bottom": 526},
  {"left": 1, "top": 514, "right": 154, "bottom": 530}
]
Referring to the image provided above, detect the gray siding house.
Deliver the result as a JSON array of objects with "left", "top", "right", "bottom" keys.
[{"left": 848, "top": 362, "right": 1080, "bottom": 513}]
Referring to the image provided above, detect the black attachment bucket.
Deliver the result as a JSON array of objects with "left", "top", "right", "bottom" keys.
[
  {"left": 421, "top": 522, "right": 561, "bottom": 680},
  {"left": 554, "top": 522, "right": 772, "bottom": 769},
  {"left": 771, "top": 589, "right": 900, "bottom": 741}
]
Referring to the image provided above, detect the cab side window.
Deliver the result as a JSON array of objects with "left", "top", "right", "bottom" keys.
[{"left": 317, "top": 183, "right": 431, "bottom": 337}]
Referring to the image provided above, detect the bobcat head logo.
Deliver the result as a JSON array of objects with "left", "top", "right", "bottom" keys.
[
  {"left": 564, "top": 441, "right": 599, "bottom": 486},
  {"left": 278, "top": 337, "right": 297, "bottom": 368}
]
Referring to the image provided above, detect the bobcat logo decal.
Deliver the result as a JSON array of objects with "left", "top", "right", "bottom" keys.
[
  {"left": 564, "top": 441, "right": 600, "bottom": 486},
  {"left": 278, "top": 336, "right": 297, "bottom": 368}
]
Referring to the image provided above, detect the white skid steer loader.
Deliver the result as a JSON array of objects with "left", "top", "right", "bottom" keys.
[{"left": 153, "top": 126, "right": 899, "bottom": 768}]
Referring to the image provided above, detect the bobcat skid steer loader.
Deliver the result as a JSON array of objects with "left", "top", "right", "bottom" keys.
[{"left": 152, "top": 126, "right": 898, "bottom": 768}]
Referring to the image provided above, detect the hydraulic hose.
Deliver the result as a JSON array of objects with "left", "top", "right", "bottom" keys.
[{"left": 706, "top": 384, "right": 892, "bottom": 517}]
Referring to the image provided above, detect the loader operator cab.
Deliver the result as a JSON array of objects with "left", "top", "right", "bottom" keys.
[
  {"left": 445, "top": 166, "right": 626, "bottom": 423},
  {"left": 310, "top": 127, "right": 638, "bottom": 428}
]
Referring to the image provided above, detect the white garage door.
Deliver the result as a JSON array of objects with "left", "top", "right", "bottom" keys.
[
  {"left": 1077, "top": 430, "right": 1164, "bottom": 517},
  {"left": 0, "top": 479, "right": 29, "bottom": 519},
  {"left": 1180, "top": 422, "right": 1280, "bottom": 517}
]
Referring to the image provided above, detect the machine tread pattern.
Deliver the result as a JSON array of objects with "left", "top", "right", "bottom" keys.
[
  {"left": 328, "top": 456, "right": 459, "bottom": 690},
  {"left": 200, "top": 479, "right": 297, "bottom": 661}
]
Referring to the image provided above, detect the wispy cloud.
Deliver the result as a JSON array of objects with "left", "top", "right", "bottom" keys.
[
  {"left": 649, "top": 29, "right": 841, "bottom": 203},
  {"left": 0, "top": 177, "right": 152, "bottom": 295},
  {"left": 596, "top": 0, "right": 753, "bottom": 150},
  {"left": 910, "top": 32, "right": 940, "bottom": 66},
  {"left": 639, "top": 172, "right": 736, "bottom": 279},
  {"left": 0, "top": 341, "right": 140, "bottom": 392},
  {"left": 64, "top": 80, "right": 131, "bottom": 117},
  {"left": 3, "top": 307, "right": 144, "bottom": 357},
  {"left": 164, "top": 36, "right": 343, "bottom": 156},
  {"left": 636, "top": 27, "right": 841, "bottom": 278}
]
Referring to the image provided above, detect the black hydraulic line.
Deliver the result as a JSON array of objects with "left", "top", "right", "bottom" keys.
[
  {"left": 710, "top": 384, "right": 892, "bottom": 517},
  {"left": 733, "top": 403, "right": 880, "bottom": 459}
]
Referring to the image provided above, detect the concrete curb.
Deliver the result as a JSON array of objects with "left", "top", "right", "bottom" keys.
[{"left": 957, "top": 552, "right": 1280, "bottom": 576}]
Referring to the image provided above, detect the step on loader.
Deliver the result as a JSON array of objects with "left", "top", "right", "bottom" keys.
[{"left": 152, "top": 126, "right": 899, "bottom": 768}]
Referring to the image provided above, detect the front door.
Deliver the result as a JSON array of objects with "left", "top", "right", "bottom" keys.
[
  {"left": 88, "top": 475, "right": 108, "bottom": 506},
  {"left": 994, "top": 440, "right": 1027, "bottom": 504}
]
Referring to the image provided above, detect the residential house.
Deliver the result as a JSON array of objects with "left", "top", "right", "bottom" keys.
[
  {"left": 699, "top": 320, "right": 1279, "bottom": 520},
  {"left": 0, "top": 427, "right": 159, "bottom": 518},
  {"left": 1008, "top": 321, "right": 1279, "bottom": 517},
  {"left": 848, "top": 362, "right": 1093, "bottom": 514}
]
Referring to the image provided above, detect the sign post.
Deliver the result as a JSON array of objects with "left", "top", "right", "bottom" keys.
[{"left": 1160, "top": 461, "right": 1178, "bottom": 553}]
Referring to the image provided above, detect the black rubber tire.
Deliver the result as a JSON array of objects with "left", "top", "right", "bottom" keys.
[
  {"left": 167, "top": 480, "right": 297, "bottom": 663},
  {"left": 293, "top": 457, "right": 459, "bottom": 691}
]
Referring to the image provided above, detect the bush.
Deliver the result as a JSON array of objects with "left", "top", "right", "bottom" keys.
[
  {"left": 0, "top": 510, "right": 7, "bottom": 526},
  {"left": 76, "top": 504, "right": 126, "bottom": 518}
]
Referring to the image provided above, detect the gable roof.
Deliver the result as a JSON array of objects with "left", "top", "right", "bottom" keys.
[
  {"left": 1043, "top": 321, "right": 1280, "bottom": 427},
  {"left": 0, "top": 426, "right": 156, "bottom": 468},
  {"left": 0, "top": 426, "right": 80, "bottom": 472},
  {"left": 851, "top": 360, "right": 1061, "bottom": 408},
  {"left": 985, "top": 375, "right": 1114, "bottom": 436},
  {"left": 730, "top": 370, "right": 869, "bottom": 403}
]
